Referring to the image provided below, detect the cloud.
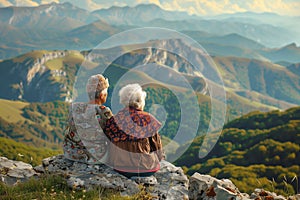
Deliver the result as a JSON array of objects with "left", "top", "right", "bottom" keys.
[
  {"left": 14, "top": 0, "right": 39, "bottom": 7},
  {"left": 245, "top": 0, "right": 300, "bottom": 15},
  {"left": 1, "top": 0, "right": 299, "bottom": 16},
  {"left": 0, "top": 0, "right": 13, "bottom": 7},
  {"left": 41, "top": 0, "right": 60, "bottom": 4},
  {"left": 149, "top": 0, "right": 246, "bottom": 15},
  {"left": 134, "top": 0, "right": 300, "bottom": 16}
]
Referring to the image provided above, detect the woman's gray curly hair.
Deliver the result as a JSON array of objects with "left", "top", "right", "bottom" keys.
[{"left": 119, "top": 83, "right": 146, "bottom": 109}]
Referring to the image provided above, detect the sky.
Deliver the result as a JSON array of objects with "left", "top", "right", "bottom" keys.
[{"left": 0, "top": 0, "right": 300, "bottom": 16}]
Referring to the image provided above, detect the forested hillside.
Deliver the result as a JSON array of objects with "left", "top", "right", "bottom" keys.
[
  {"left": 175, "top": 107, "right": 300, "bottom": 196},
  {"left": 0, "top": 100, "right": 69, "bottom": 149}
]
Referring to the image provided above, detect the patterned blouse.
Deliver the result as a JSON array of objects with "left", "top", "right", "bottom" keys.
[{"left": 63, "top": 103, "right": 112, "bottom": 164}]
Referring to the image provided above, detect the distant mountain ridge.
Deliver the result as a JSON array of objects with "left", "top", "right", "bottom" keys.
[
  {"left": 0, "top": 2, "right": 300, "bottom": 60},
  {"left": 0, "top": 2, "right": 97, "bottom": 30},
  {"left": 92, "top": 3, "right": 194, "bottom": 25},
  {"left": 260, "top": 43, "right": 300, "bottom": 63}
]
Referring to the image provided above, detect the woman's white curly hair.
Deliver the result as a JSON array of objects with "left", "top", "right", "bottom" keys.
[{"left": 119, "top": 83, "right": 146, "bottom": 109}]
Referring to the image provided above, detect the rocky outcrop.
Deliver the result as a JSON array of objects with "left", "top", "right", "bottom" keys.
[
  {"left": 189, "top": 172, "right": 249, "bottom": 200},
  {"left": 1, "top": 155, "right": 188, "bottom": 199},
  {"left": 188, "top": 173, "right": 300, "bottom": 200},
  {"left": 38, "top": 155, "right": 189, "bottom": 199},
  {"left": 0, "top": 50, "right": 74, "bottom": 102},
  {"left": 0, "top": 156, "right": 299, "bottom": 200},
  {"left": 34, "top": 155, "right": 189, "bottom": 199},
  {"left": 0, "top": 157, "right": 39, "bottom": 185}
]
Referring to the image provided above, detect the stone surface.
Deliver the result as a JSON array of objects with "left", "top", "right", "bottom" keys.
[
  {"left": 0, "top": 157, "right": 39, "bottom": 185},
  {"left": 37, "top": 155, "right": 189, "bottom": 199},
  {"left": 250, "top": 188, "right": 293, "bottom": 200},
  {"left": 1, "top": 156, "right": 299, "bottom": 200},
  {"left": 189, "top": 172, "right": 251, "bottom": 200}
]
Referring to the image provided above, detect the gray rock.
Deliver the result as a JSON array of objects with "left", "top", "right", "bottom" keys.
[
  {"left": 0, "top": 157, "right": 15, "bottom": 169},
  {"left": 33, "top": 165, "right": 45, "bottom": 173},
  {"left": 0, "top": 157, "right": 39, "bottom": 185},
  {"left": 251, "top": 188, "right": 294, "bottom": 200},
  {"left": 13, "top": 161, "right": 33, "bottom": 170},
  {"left": 1, "top": 155, "right": 295, "bottom": 200},
  {"left": 37, "top": 155, "right": 189, "bottom": 199},
  {"left": 189, "top": 172, "right": 250, "bottom": 200},
  {"left": 289, "top": 194, "right": 300, "bottom": 200},
  {"left": 152, "top": 160, "right": 189, "bottom": 199}
]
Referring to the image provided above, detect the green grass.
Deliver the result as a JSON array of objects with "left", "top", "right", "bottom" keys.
[
  {"left": 0, "top": 137, "right": 62, "bottom": 166},
  {"left": 0, "top": 99, "right": 29, "bottom": 123},
  {"left": 45, "top": 58, "right": 64, "bottom": 70},
  {"left": 45, "top": 51, "right": 86, "bottom": 70},
  {"left": 12, "top": 50, "right": 49, "bottom": 63},
  {"left": 0, "top": 174, "right": 154, "bottom": 200}
]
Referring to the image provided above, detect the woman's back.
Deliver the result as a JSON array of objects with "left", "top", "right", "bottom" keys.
[
  {"left": 105, "top": 105, "right": 164, "bottom": 176},
  {"left": 63, "top": 102, "right": 110, "bottom": 164}
]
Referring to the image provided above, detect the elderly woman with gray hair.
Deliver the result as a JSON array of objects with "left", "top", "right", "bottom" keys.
[{"left": 104, "top": 83, "right": 165, "bottom": 179}]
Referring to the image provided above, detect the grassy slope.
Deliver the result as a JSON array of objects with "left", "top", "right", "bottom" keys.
[
  {"left": 214, "top": 56, "right": 300, "bottom": 105},
  {"left": 0, "top": 99, "right": 69, "bottom": 149},
  {"left": 45, "top": 51, "right": 86, "bottom": 70},
  {"left": 12, "top": 50, "right": 49, "bottom": 63},
  {"left": 0, "top": 137, "right": 62, "bottom": 166},
  {"left": 0, "top": 99, "right": 29, "bottom": 123}
]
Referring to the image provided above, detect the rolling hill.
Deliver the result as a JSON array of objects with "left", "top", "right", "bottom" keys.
[
  {"left": 213, "top": 56, "right": 300, "bottom": 105},
  {"left": 260, "top": 43, "right": 300, "bottom": 63},
  {"left": 175, "top": 106, "right": 300, "bottom": 196},
  {"left": 0, "top": 99, "right": 69, "bottom": 149},
  {"left": 0, "top": 45, "right": 298, "bottom": 155}
]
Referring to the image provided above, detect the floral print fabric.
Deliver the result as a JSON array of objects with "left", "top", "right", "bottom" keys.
[{"left": 63, "top": 103, "right": 110, "bottom": 164}]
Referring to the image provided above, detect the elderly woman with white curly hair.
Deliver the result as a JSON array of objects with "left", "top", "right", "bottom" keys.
[{"left": 104, "top": 83, "right": 165, "bottom": 178}]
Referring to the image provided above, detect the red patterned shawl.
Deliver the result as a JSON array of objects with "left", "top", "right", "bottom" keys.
[{"left": 104, "top": 107, "right": 161, "bottom": 142}]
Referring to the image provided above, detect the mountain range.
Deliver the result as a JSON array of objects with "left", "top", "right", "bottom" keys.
[
  {"left": 0, "top": 2, "right": 300, "bottom": 60},
  {"left": 0, "top": 40, "right": 298, "bottom": 147},
  {"left": 0, "top": 40, "right": 299, "bottom": 111},
  {"left": 0, "top": 2, "right": 299, "bottom": 145}
]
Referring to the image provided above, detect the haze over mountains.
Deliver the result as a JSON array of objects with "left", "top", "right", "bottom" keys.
[
  {"left": 0, "top": 2, "right": 299, "bottom": 113},
  {"left": 0, "top": 2, "right": 300, "bottom": 60}
]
